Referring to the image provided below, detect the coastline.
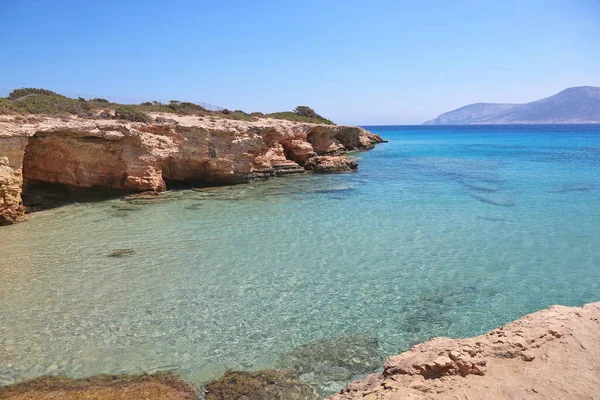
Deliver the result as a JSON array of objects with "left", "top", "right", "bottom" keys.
[
  {"left": 0, "top": 113, "right": 384, "bottom": 225},
  {"left": 329, "top": 301, "right": 600, "bottom": 400},
  {"left": 2, "top": 301, "right": 599, "bottom": 399}
]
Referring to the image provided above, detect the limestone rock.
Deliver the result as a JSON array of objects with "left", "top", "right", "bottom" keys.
[
  {"left": 304, "top": 156, "right": 358, "bottom": 172},
  {"left": 203, "top": 370, "right": 319, "bottom": 400},
  {"left": 0, "top": 113, "right": 384, "bottom": 225},
  {"left": 329, "top": 302, "right": 600, "bottom": 400},
  {"left": 0, "top": 372, "right": 197, "bottom": 400}
]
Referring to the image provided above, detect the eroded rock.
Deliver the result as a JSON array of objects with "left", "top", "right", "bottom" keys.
[
  {"left": 329, "top": 302, "right": 600, "bottom": 400},
  {"left": 203, "top": 369, "right": 319, "bottom": 400},
  {"left": 0, "top": 372, "right": 198, "bottom": 400},
  {"left": 304, "top": 156, "right": 358, "bottom": 172},
  {"left": 0, "top": 114, "right": 384, "bottom": 225},
  {"left": 279, "top": 334, "right": 384, "bottom": 395}
]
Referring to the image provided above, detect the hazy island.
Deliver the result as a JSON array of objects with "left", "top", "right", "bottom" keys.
[{"left": 424, "top": 86, "right": 600, "bottom": 125}]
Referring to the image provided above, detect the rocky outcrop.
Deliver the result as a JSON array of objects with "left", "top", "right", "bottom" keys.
[
  {"left": 0, "top": 372, "right": 197, "bottom": 400},
  {"left": 304, "top": 156, "right": 358, "bottom": 172},
  {"left": 329, "top": 302, "right": 600, "bottom": 400},
  {"left": 0, "top": 114, "right": 384, "bottom": 224},
  {"left": 203, "top": 370, "right": 320, "bottom": 400},
  {"left": 0, "top": 134, "right": 28, "bottom": 225}
]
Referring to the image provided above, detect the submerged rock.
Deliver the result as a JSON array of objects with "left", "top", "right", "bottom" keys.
[
  {"left": 469, "top": 192, "right": 515, "bottom": 207},
  {"left": 108, "top": 248, "right": 135, "bottom": 258},
  {"left": 278, "top": 334, "right": 384, "bottom": 395},
  {"left": 203, "top": 369, "right": 319, "bottom": 400},
  {"left": 549, "top": 183, "right": 596, "bottom": 194},
  {"left": 0, "top": 372, "right": 198, "bottom": 400},
  {"left": 124, "top": 191, "right": 164, "bottom": 200},
  {"left": 304, "top": 156, "right": 358, "bottom": 172}
]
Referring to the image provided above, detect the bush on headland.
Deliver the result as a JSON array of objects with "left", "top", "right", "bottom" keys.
[
  {"left": 10, "top": 92, "right": 92, "bottom": 115},
  {"left": 114, "top": 106, "right": 151, "bottom": 122},
  {"left": 0, "top": 88, "right": 334, "bottom": 125},
  {"left": 8, "top": 88, "right": 58, "bottom": 100},
  {"left": 294, "top": 106, "right": 322, "bottom": 119},
  {"left": 267, "top": 109, "right": 334, "bottom": 125}
]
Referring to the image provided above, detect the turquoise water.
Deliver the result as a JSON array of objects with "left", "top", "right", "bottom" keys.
[{"left": 1, "top": 125, "right": 600, "bottom": 395}]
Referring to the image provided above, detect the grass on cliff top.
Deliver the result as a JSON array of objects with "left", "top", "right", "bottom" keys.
[
  {"left": 266, "top": 111, "right": 334, "bottom": 125},
  {"left": 0, "top": 88, "right": 334, "bottom": 125}
]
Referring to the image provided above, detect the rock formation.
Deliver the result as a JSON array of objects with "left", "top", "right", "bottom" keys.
[
  {"left": 0, "top": 372, "right": 197, "bottom": 400},
  {"left": 304, "top": 156, "right": 359, "bottom": 172},
  {"left": 329, "top": 301, "right": 600, "bottom": 400},
  {"left": 203, "top": 370, "right": 320, "bottom": 400},
  {"left": 0, "top": 114, "right": 384, "bottom": 225}
]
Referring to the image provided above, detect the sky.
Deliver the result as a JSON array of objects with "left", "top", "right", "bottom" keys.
[{"left": 1, "top": 0, "right": 599, "bottom": 125}]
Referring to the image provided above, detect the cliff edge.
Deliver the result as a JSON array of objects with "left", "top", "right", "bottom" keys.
[
  {"left": 329, "top": 301, "right": 600, "bottom": 400},
  {"left": 0, "top": 114, "right": 383, "bottom": 225}
]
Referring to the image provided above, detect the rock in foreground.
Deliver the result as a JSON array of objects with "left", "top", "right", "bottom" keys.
[
  {"left": 203, "top": 369, "right": 319, "bottom": 400},
  {"left": 329, "top": 302, "right": 600, "bottom": 400},
  {"left": 0, "top": 372, "right": 197, "bottom": 400}
]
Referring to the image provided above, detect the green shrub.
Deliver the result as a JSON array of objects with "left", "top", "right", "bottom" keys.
[
  {"left": 136, "top": 103, "right": 174, "bottom": 113},
  {"left": 294, "top": 106, "right": 323, "bottom": 119},
  {"left": 114, "top": 106, "right": 150, "bottom": 122},
  {"left": 92, "top": 98, "right": 109, "bottom": 103},
  {"left": 223, "top": 110, "right": 257, "bottom": 121},
  {"left": 0, "top": 98, "right": 17, "bottom": 114},
  {"left": 171, "top": 101, "right": 207, "bottom": 115},
  {"left": 267, "top": 111, "right": 334, "bottom": 125},
  {"left": 12, "top": 93, "right": 88, "bottom": 115},
  {"left": 8, "top": 88, "right": 58, "bottom": 100}
]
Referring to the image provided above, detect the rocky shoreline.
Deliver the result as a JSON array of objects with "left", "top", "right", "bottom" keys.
[
  {"left": 0, "top": 114, "right": 384, "bottom": 225},
  {"left": 2, "top": 302, "right": 599, "bottom": 399},
  {"left": 330, "top": 301, "right": 600, "bottom": 400}
]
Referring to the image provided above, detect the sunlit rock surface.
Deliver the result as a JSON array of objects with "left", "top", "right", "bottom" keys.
[
  {"left": 0, "top": 114, "right": 383, "bottom": 224},
  {"left": 329, "top": 302, "right": 600, "bottom": 400}
]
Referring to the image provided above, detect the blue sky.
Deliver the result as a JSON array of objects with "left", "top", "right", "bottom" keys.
[{"left": 1, "top": 0, "right": 599, "bottom": 124}]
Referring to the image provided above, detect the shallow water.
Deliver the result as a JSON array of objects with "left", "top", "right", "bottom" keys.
[{"left": 1, "top": 125, "right": 600, "bottom": 395}]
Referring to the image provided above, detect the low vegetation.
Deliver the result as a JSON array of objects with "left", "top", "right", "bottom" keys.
[
  {"left": 0, "top": 88, "right": 334, "bottom": 125},
  {"left": 114, "top": 106, "right": 151, "bottom": 122},
  {"left": 267, "top": 111, "right": 334, "bottom": 125}
]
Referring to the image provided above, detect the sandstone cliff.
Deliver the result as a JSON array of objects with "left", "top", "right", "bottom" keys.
[
  {"left": 0, "top": 114, "right": 383, "bottom": 225},
  {"left": 329, "top": 302, "right": 600, "bottom": 400}
]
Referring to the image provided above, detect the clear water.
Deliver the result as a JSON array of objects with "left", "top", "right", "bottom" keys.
[{"left": 2, "top": 125, "right": 600, "bottom": 395}]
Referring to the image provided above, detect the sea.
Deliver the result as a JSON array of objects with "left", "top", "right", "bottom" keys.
[{"left": 1, "top": 124, "right": 600, "bottom": 396}]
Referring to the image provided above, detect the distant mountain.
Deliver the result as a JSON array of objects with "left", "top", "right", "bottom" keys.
[{"left": 424, "top": 86, "right": 600, "bottom": 125}]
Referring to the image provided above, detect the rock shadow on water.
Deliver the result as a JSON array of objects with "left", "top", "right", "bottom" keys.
[
  {"left": 469, "top": 192, "right": 515, "bottom": 207},
  {"left": 476, "top": 215, "right": 508, "bottom": 222},
  {"left": 184, "top": 202, "right": 204, "bottom": 210},
  {"left": 548, "top": 183, "right": 596, "bottom": 194},
  {"left": 277, "top": 333, "right": 384, "bottom": 396},
  {"left": 203, "top": 370, "right": 319, "bottom": 400},
  {"left": 108, "top": 248, "right": 135, "bottom": 258},
  {"left": 110, "top": 202, "right": 143, "bottom": 217},
  {"left": 460, "top": 179, "right": 503, "bottom": 193},
  {"left": 400, "top": 285, "right": 482, "bottom": 346},
  {"left": 311, "top": 187, "right": 356, "bottom": 195}
]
